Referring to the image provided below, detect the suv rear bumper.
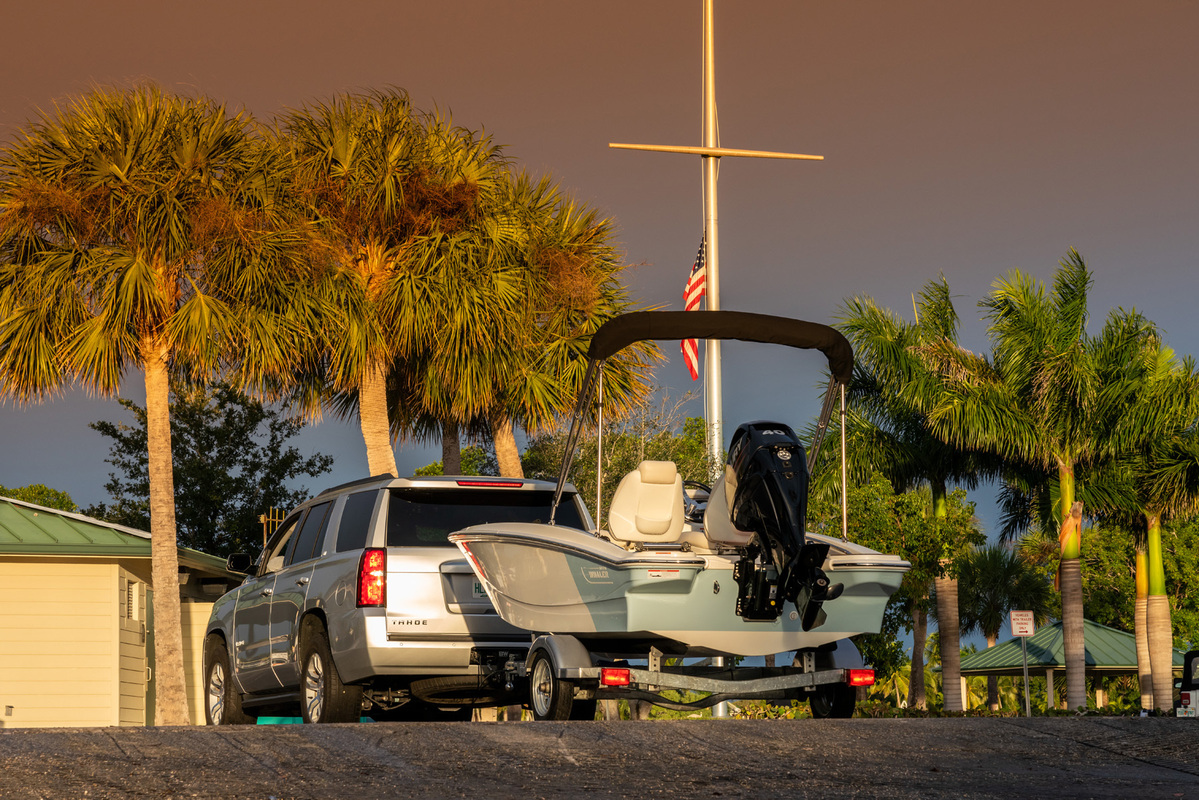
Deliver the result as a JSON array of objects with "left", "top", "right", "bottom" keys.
[{"left": 333, "top": 611, "right": 530, "bottom": 683}]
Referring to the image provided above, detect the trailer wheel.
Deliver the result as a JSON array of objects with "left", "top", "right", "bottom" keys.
[
  {"left": 569, "top": 697, "right": 598, "bottom": 721},
  {"left": 529, "top": 650, "right": 575, "bottom": 720},
  {"left": 809, "top": 683, "right": 856, "bottom": 718}
]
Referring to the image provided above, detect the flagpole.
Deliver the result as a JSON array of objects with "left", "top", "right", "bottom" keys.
[
  {"left": 608, "top": 0, "right": 823, "bottom": 481},
  {"left": 701, "top": 0, "right": 722, "bottom": 483}
]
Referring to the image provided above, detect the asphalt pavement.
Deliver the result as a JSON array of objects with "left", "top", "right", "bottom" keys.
[{"left": 1, "top": 716, "right": 1197, "bottom": 799}]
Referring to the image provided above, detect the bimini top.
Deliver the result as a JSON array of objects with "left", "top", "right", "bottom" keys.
[{"left": 587, "top": 310, "right": 853, "bottom": 385}]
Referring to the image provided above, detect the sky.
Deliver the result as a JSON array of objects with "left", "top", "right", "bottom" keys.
[{"left": 1, "top": 0, "right": 1197, "bottom": 530}]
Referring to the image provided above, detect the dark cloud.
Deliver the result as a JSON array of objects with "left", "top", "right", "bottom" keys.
[{"left": 2, "top": 1, "right": 1196, "bottom": 522}]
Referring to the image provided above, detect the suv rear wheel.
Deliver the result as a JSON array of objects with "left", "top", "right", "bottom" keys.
[{"left": 299, "top": 620, "right": 363, "bottom": 723}]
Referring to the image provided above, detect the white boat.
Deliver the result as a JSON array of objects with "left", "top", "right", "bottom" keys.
[{"left": 450, "top": 310, "right": 910, "bottom": 658}]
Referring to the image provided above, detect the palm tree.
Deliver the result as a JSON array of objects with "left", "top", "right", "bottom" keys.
[
  {"left": 955, "top": 543, "right": 1056, "bottom": 710},
  {"left": 1032, "top": 309, "right": 1199, "bottom": 711},
  {"left": 1127, "top": 432, "right": 1199, "bottom": 709},
  {"left": 393, "top": 171, "right": 659, "bottom": 478},
  {"left": 929, "top": 251, "right": 1153, "bottom": 711},
  {"left": 839, "top": 276, "right": 997, "bottom": 711},
  {"left": 1102, "top": 316, "right": 1199, "bottom": 711},
  {"left": 0, "top": 85, "right": 304, "bottom": 724},
  {"left": 280, "top": 90, "right": 511, "bottom": 477}
]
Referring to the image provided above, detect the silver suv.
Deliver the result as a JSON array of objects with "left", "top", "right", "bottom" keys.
[{"left": 202, "top": 474, "right": 591, "bottom": 724}]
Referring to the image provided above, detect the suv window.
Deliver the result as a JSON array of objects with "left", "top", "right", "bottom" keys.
[
  {"left": 286, "top": 501, "right": 332, "bottom": 566},
  {"left": 261, "top": 514, "right": 301, "bottom": 575},
  {"left": 336, "top": 490, "right": 377, "bottom": 552},
  {"left": 387, "top": 488, "right": 587, "bottom": 547}
]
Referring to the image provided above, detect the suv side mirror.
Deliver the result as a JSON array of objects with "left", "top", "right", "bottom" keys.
[{"left": 226, "top": 553, "right": 254, "bottom": 574}]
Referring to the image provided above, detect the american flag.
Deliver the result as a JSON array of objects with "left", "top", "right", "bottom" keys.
[{"left": 681, "top": 237, "right": 706, "bottom": 380}]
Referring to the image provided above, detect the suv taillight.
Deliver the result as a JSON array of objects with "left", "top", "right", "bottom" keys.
[{"left": 357, "top": 548, "right": 387, "bottom": 607}]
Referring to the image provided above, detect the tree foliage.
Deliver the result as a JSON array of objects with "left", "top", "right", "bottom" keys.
[
  {"left": 415, "top": 445, "right": 498, "bottom": 477},
  {"left": 808, "top": 471, "right": 984, "bottom": 683},
  {"left": 0, "top": 483, "right": 77, "bottom": 512},
  {"left": 86, "top": 384, "right": 333, "bottom": 556}
]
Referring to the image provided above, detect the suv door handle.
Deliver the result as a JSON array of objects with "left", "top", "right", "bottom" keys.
[{"left": 296, "top": 577, "right": 310, "bottom": 586}]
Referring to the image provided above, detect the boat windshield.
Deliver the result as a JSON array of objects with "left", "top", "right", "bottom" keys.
[{"left": 387, "top": 488, "right": 588, "bottom": 547}]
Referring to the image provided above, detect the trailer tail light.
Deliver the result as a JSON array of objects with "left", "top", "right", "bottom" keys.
[
  {"left": 357, "top": 548, "right": 387, "bottom": 607},
  {"left": 847, "top": 669, "right": 875, "bottom": 687},
  {"left": 600, "top": 668, "right": 631, "bottom": 687},
  {"left": 1182, "top": 691, "right": 1192, "bottom": 707}
]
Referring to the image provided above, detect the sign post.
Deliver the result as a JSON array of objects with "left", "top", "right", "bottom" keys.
[{"left": 1011, "top": 610, "right": 1036, "bottom": 718}]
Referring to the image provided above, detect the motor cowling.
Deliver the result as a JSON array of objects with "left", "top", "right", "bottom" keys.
[{"left": 725, "top": 421, "right": 841, "bottom": 629}]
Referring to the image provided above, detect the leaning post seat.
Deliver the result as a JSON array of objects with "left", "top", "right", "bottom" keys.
[
  {"left": 701, "top": 472, "right": 756, "bottom": 547},
  {"left": 607, "top": 461, "right": 685, "bottom": 546}
]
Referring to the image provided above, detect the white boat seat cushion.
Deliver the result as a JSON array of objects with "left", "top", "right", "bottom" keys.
[{"left": 608, "top": 460, "right": 685, "bottom": 544}]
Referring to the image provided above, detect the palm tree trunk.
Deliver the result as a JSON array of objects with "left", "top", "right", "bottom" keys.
[
  {"left": 1146, "top": 514, "right": 1173, "bottom": 712},
  {"left": 1135, "top": 544, "right": 1153, "bottom": 710},
  {"left": 1060, "top": 557, "right": 1087, "bottom": 710},
  {"left": 931, "top": 482, "right": 963, "bottom": 712},
  {"left": 935, "top": 571, "right": 963, "bottom": 712},
  {"left": 359, "top": 361, "right": 398, "bottom": 477},
  {"left": 1147, "top": 596, "right": 1174, "bottom": 712},
  {"left": 441, "top": 421, "right": 461, "bottom": 475},
  {"left": 142, "top": 337, "right": 190, "bottom": 726},
  {"left": 1059, "top": 498, "right": 1087, "bottom": 711},
  {"left": 986, "top": 634, "right": 999, "bottom": 711},
  {"left": 490, "top": 413, "right": 524, "bottom": 478},
  {"left": 908, "top": 605, "right": 927, "bottom": 710}
]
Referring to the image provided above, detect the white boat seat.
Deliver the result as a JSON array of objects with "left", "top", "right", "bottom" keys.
[
  {"left": 701, "top": 472, "right": 755, "bottom": 547},
  {"left": 608, "top": 460, "right": 685, "bottom": 545}
]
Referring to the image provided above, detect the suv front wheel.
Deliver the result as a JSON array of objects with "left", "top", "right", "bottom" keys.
[
  {"left": 299, "top": 619, "right": 363, "bottom": 723},
  {"left": 204, "top": 635, "right": 255, "bottom": 725}
]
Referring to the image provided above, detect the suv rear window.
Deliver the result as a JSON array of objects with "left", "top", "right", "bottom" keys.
[{"left": 386, "top": 488, "right": 587, "bottom": 547}]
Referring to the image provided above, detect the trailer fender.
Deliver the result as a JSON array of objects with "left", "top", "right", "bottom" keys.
[{"left": 528, "top": 634, "right": 594, "bottom": 678}]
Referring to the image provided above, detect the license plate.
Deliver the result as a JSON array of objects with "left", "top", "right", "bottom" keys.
[{"left": 472, "top": 581, "right": 487, "bottom": 599}]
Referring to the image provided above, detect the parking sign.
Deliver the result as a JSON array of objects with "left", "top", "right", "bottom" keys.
[{"left": 1011, "top": 610, "right": 1035, "bottom": 637}]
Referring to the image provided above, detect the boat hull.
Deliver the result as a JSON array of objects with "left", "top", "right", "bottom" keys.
[{"left": 450, "top": 523, "right": 908, "bottom": 657}]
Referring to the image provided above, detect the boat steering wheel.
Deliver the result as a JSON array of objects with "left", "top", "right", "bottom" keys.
[{"left": 682, "top": 480, "right": 711, "bottom": 524}]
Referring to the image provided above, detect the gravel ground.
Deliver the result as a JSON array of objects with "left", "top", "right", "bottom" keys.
[{"left": 1, "top": 717, "right": 1197, "bottom": 799}]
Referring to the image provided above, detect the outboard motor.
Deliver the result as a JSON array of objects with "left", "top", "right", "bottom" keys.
[{"left": 725, "top": 421, "right": 842, "bottom": 630}]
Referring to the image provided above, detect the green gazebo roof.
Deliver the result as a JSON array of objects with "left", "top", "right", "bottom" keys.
[
  {"left": 959, "top": 618, "right": 1185, "bottom": 677},
  {"left": 0, "top": 496, "right": 233, "bottom": 575}
]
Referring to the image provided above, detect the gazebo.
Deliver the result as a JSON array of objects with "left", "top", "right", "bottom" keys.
[{"left": 959, "top": 618, "right": 1185, "bottom": 708}]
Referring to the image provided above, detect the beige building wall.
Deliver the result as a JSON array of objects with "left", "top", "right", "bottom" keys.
[
  {"left": 0, "top": 558, "right": 119, "bottom": 728},
  {"left": 180, "top": 601, "right": 214, "bottom": 725}
]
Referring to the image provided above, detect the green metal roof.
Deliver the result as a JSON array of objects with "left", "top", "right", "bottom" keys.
[
  {"left": 0, "top": 496, "right": 234, "bottom": 575},
  {"left": 959, "top": 618, "right": 1185, "bottom": 676}
]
